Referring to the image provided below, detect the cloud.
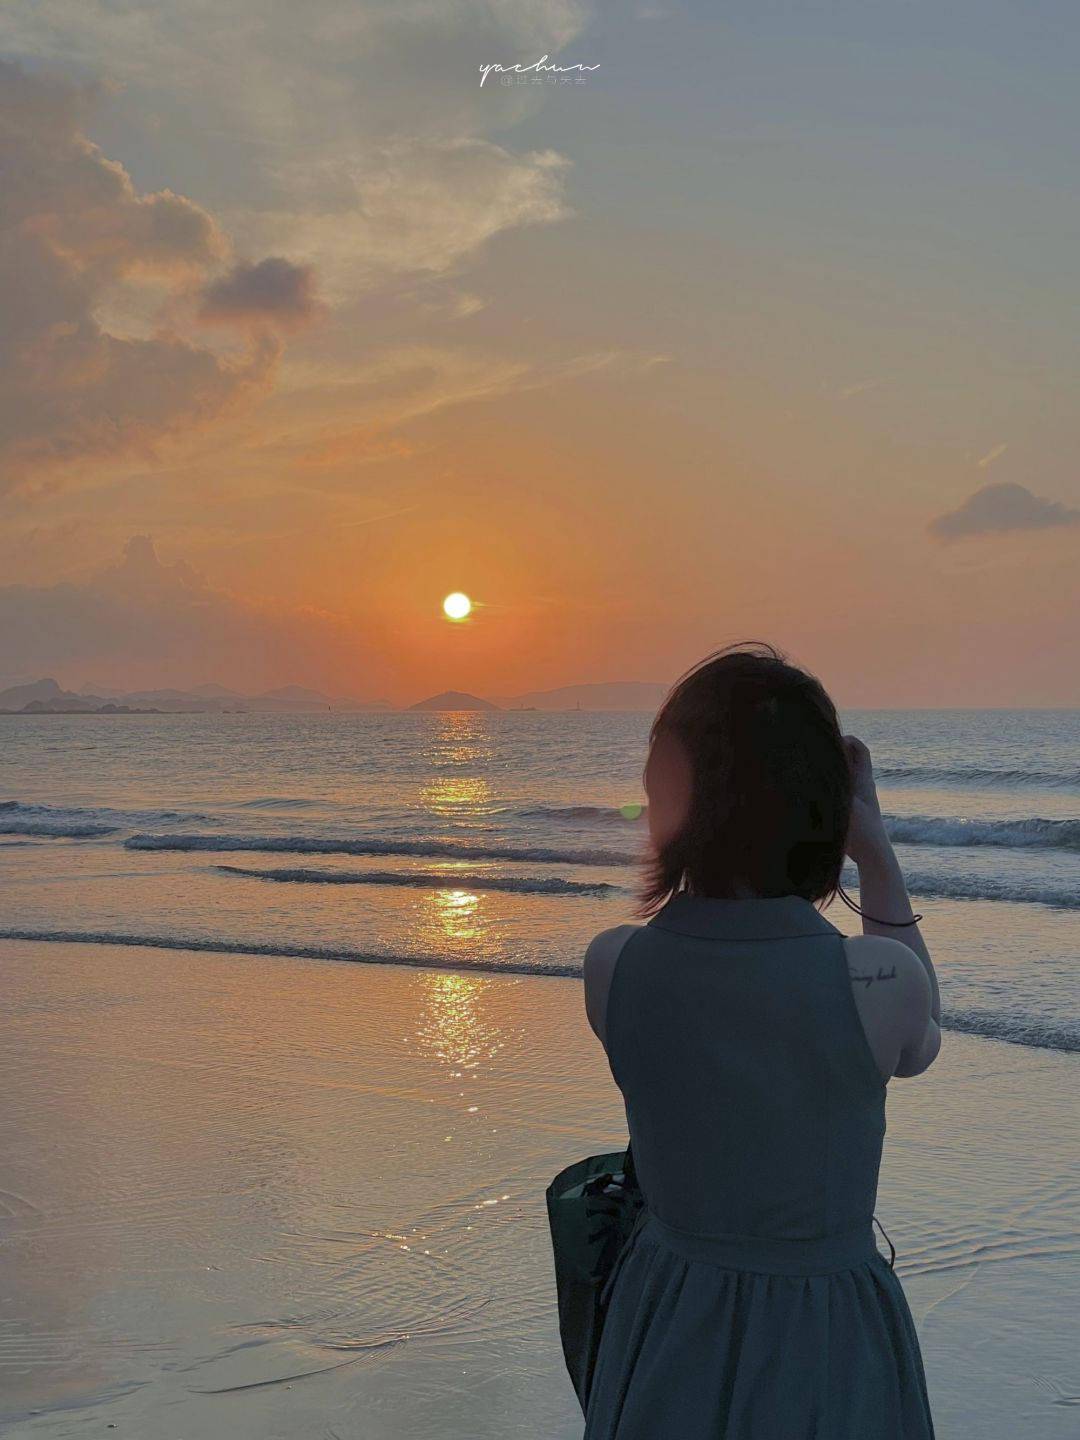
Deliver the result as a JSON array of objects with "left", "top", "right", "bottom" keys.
[
  {"left": 976, "top": 442, "right": 1007, "bottom": 469},
  {"left": 244, "top": 141, "right": 570, "bottom": 300},
  {"left": 0, "top": 60, "right": 311, "bottom": 493},
  {"left": 0, "top": 3, "right": 591, "bottom": 139},
  {"left": 262, "top": 343, "right": 668, "bottom": 478},
  {"left": 0, "top": 536, "right": 381, "bottom": 692},
  {"left": 0, "top": 61, "right": 223, "bottom": 280},
  {"left": 0, "top": 3, "right": 581, "bottom": 300},
  {"left": 296, "top": 424, "right": 417, "bottom": 472},
  {"left": 0, "top": 5, "right": 596, "bottom": 504},
  {"left": 838, "top": 379, "right": 882, "bottom": 400},
  {"left": 200, "top": 257, "right": 320, "bottom": 330},
  {"left": 930, "top": 483, "right": 1080, "bottom": 540}
]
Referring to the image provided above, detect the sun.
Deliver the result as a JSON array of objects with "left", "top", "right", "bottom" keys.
[{"left": 442, "top": 591, "right": 472, "bottom": 621}]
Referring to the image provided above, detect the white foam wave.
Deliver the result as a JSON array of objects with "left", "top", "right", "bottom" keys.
[
  {"left": 127, "top": 833, "right": 635, "bottom": 866},
  {"left": 886, "top": 814, "right": 1080, "bottom": 852},
  {"left": 215, "top": 865, "right": 619, "bottom": 896}
]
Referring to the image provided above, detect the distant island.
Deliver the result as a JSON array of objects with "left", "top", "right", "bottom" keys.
[
  {"left": 408, "top": 690, "right": 499, "bottom": 712},
  {"left": 4, "top": 700, "right": 163, "bottom": 715},
  {"left": 0, "top": 677, "right": 670, "bottom": 715},
  {"left": 0, "top": 678, "right": 394, "bottom": 715}
]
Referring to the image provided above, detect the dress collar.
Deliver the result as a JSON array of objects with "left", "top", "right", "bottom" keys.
[{"left": 648, "top": 892, "right": 842, "bottom": 941}]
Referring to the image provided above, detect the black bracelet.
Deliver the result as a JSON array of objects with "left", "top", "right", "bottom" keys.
[{"left": 837, "top": 884, "right": 923, "bottom": 928}]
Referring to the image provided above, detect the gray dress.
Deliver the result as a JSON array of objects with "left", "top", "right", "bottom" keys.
[{"left": 583, "top": 894, "right": 936, "bottom": 1440}]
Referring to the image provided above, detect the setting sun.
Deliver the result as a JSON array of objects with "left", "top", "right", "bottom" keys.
[{"left": 442, "top": 592, "right": 472, "bottom": 621}]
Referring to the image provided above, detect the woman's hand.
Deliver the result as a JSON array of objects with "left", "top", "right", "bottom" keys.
[{"left": 843, "top": 735, "right": 892, "bottom": 867}]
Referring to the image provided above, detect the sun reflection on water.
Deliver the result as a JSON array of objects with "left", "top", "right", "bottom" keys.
[
  {"left": 421, "top": 775, "right": 495, "bottom": 818},
  {"left": 431, "top": 886, "right": 482, "bottom": 943},
  {"left": 414, "top": 969, "right": 505, "bottom": 1076},
  {"left": 422, "top": 711, "right": 495, "bottom": 770}
]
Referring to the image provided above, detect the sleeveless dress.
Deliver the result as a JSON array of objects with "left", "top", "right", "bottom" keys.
[{"left": 583, "top": 893, "right": 936, "bottom": 1440}]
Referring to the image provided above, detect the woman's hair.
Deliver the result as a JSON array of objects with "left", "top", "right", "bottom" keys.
[{"left": 638, "top": 641, "right": 851, "bottom": 916}]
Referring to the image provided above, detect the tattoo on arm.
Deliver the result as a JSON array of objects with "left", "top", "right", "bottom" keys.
[{"left": 849, "top": 964, "right": 898, "bottom": 989}]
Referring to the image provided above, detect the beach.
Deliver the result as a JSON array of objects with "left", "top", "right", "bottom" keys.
[
  {"left": 2, "top": 936, "right": 1078, "bottom": 1439},
  {"left": 5, "top": 3, "right": 1080, "bottom": 1431}
]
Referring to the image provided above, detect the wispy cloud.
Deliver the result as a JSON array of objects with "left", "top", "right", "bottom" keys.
[
  {"left": 930, "top": 482, "right": 1080, "bottom": 540},
  {"left": 261, "top": 344, "right": 669, "bottom": 474},
  {"left": 976, "top": 442, "right": 1008, "bottom": 469},
  {"left": 240, "top": 143, "right": 570, "bottom": 302},
  {"left": 838, "top": 379, "right": 882, "bottom": 401}
]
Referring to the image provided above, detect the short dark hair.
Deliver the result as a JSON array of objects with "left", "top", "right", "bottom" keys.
[{"left": 638, "top": 641, "right": 851, "bottom": 915}]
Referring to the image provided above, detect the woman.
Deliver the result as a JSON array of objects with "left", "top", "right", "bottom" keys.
[{"left": 581, "top": 642, "right": 940, "bottom": 1439}]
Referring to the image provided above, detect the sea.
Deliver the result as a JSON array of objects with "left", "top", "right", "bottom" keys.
[{"left": 1, "top": 707, "right": 1078, "bottom": 1054}]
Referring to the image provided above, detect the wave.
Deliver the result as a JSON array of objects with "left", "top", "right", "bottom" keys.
[
  {"left": 942, "top": 1008, "right": 1079, "bottom": 1054},
  {"left": 869, "top": 870, "right": 1080, "bottom": 912},
  {"left": 514, "top": 803, "right": 646, "bottom": 825},
  {"left": 878, "top": 765, "right": 1080, "bottom": 788},
  {"left": 0, "top": 928, "right": 581, "bottom": 978},
  {"left": 219, "top": 860, "right": 1079, "bottom": 909},
  {"left": 127, "top": 833, "right": 636, "bottom": 866},
  {"left": 0, "top": 799, "right": 119, "bottom": 838},
  {"left": 0, "top": 799, "right": 210, "bottom": 838},
  {"left": 215, "top": 865, "right": 619, "bottom": 896},
  {"left": 234, "top": 796, "right": 338, "bottom": 810},
  {"left": 1, "top": 926, "right": 1075, "bottom": 1054},
  {"left": 886, "top": 815, "right": 1080, "bottom": 852},
  {"left": 125, "top": 816, "right": 1080, "bottom": 861},
  {"left": 9, "top": 798, "right": 1079, "bottom": 861},
  {"left": 0, "top": 818, "right": 118, "bottom": 838}
]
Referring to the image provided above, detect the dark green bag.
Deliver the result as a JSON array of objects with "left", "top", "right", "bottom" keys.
[{"left": 545, "top": 1143, "right": 647, "bottom": 1413}]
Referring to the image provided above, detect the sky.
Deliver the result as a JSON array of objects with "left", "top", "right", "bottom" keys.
[{"left": 1, "top": 0, "right": 1078, "bottom": 707}]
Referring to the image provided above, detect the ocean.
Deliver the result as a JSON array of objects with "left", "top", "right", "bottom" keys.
[
  {"left": 3, "top": 706, "right": 1080, "bottom": 1437},
  {"left": 1, "top": 707, "right": 1078, "bottom": 1053}
]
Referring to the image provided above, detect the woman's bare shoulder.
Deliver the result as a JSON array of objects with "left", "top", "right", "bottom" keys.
[
  {"left": 583, "top": 924, "right": 643, "bottom": 1046},
  {"left": 843, "top": 933, "right": 926, "bottom": 983},
  {"left": 843, "top": 934, "right": 939, "bottom": 1077}
]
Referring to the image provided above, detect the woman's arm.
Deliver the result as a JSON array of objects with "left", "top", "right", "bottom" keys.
[
  {"left": 843, "top": 735, "right": 941, "bottom": 1026},
  {"left": 853, "top": 842, "right": 941, "bottom": 1026},
  {"left": 840, "top": 737, "right": 944, "bottom": 1077}
]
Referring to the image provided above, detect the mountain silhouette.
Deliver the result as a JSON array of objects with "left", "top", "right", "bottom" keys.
[{"left": 408, "top": 690, "right": 500, "bottom": 712}]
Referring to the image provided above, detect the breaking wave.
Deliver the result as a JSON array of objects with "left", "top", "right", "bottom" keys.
[
  {"left": 215, "top": 865, "right": 618, "bottom": 896},
  {"left": 513, "top": 804, "right": 646, "bottom": 824},
  {"left": 127, "top": 833, "right": 636, "bottom": 866},
  {"left": 886, "top": 815, "right": 1080, "bottom": 852},
  {"left": 0, "top": 799, "right": 208, "bottom": 839},
  {"left": 878, "top": 765, "right": 1080, "bottom": 788}
]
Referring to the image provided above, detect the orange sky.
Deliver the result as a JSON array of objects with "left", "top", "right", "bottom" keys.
[{"left": 1, "top": 4, "right": 1078, "bottom": 706}]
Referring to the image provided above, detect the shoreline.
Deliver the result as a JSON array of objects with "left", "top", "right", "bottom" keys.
[
  {"left": 2, "top": 937, "right": 1078, "bottom": 1439},
  {"left": 0, "top": 928, "right": 1076, "bottom": 1056}
]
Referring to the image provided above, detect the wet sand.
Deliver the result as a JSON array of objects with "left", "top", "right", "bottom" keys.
[{"left": 1, "top": 938, "right": 1078, "bottom": 1438}]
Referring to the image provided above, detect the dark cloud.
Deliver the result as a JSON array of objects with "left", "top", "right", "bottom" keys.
[
  {"left": 930, "top": 483, "right": 1080, "bottom": 540},
  {"left": 200, "top": 257, "right": 319, "bottom": 329}
]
